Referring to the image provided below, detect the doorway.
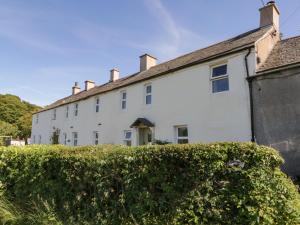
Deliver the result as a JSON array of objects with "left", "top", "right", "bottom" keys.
[{"left": 138, "top": 127, "right": 152, "bottom": 145}]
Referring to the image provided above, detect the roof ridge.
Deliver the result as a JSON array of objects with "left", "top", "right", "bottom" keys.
[{"left": 281, "top": 35, "right": 300, "bottom": 42}]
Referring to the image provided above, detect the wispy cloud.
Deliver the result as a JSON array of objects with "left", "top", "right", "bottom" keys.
[{"left": 141, "top": 0, "right": 210, "bottom": 60}]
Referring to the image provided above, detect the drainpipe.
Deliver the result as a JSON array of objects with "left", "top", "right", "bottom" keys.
[{"left": 244, "top": 48, "right": 256, "bottom": 142}]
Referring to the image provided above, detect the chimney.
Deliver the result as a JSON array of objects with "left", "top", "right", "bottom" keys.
[
  {"left": 84, "top": 80, "right": 95, "bottom": 91},
  {"left": 110, "top": 68, "right": 119, "bottom": 82},
  {"left": 140, "top": 54, "right": 157, "bottom": 72},
  {"left": 260, "top": 1, "right": 280, "bottom": 31},
  {"left": 72, "top": 82, "right": 81, "bottom": 95}
]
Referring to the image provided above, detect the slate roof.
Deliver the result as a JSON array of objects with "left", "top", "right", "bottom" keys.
[
  {"left": 258, "top": 35, "right": 300, "bottom": 72},
  {"left": 36, "top": 26, "right": 272, "bottom": 114}
]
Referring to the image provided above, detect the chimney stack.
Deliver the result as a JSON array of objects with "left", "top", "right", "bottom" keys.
[
  {"left": 84, "top": 80, "right": 95, "bottom": 91},
  {"left": 110, "top": 68, "right": 119, "bottom": 82},
  {"left": 72, "top": 82, "right": 81, "bottom": 95},
  {"left": 259, "top": 1, "right": 280, "bottom": 31},
  {"left": 140, "top": 54, "right": 157, "bottom": 72}
]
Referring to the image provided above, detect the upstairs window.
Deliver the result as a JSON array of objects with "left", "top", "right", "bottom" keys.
[
  {"left": 176, "top": 126, "right": 189, "bottom": 144},
  {"left": 124, "top": 130, "right": 132, "bottom": 146},
  {"left": 145, "top": 84, "right": 152, "bottom": 105},
  {"left": 211, "top": 64, "right": 229, "bottom": 93},
  {"left": 66, "top": 106, "right": 69, "bottom": 118},
  {"left": 121, "top": 91, "right": 127, "bottom": 110},
  {"left": 52, "top": 109, "right": 56, "bottom": 120},
  {"left": 72, "top": 132, "right": 78, "bottom": 146},
  {"left": 95, "top": 98, "right": 100, "bottom": 113},
  {"left": 74, "top": 103, "right": 79, "bottom": 116},
  {"left": 93, "top": 131, "right": 99, "bottom": 145},
  {"left": 35, "top": 114, "right": 39, "bottom": 124}
]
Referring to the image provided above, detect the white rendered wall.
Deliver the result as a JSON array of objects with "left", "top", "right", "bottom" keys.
[{"left": 31, "top": 51, "right": 254, "bottom": 146}]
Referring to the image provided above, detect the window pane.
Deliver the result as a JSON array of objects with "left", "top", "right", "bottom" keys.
[
  {"left": 178, "top": 139, "right": 188, "bottom": 144},
  {"left": 125, "top": 131, "right": 132, "bottom": 139},
  {"left": 96, "top": 105, "right": 99, "bottom": 112},
  {"left": 178, "top": 127, "right": 188, "bottom": 137},
  {"left": 212, "top": 65, "right": 227, "bottom": 77},
  {"left": 122, "top": 92, "right": 126, "bottom": 99},
  {"left": 122, "top": 101, "right": 126, "bottom": 109},
  {"left": 146, "top": 85, "right": 152, "bottom": 94},
  {"left": 212, "top": 78, "right": 229, "bottom": 93},
  {"left": 146, "top": 95, "right": 152, "bottom": 105}
]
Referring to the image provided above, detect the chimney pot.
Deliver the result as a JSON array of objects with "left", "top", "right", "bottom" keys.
[
  {"left": 110, "top": 68, "right": 119, "bottom": 82},
  {"left": 72, "top": 82, "right": 81, "bottom": 95},
  {"left": 140, "top": 54, "right": 157, "bottom": 72},
  {"left": 84, "top": 80, "right": 95, "bottom": 91},
  {"left": 259, "top": 1, "right": 280, "bottom": 30}
]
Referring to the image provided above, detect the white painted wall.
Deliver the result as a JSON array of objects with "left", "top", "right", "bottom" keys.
[{"left": 31, "top": 50, "right": 255, "bottom": 146}]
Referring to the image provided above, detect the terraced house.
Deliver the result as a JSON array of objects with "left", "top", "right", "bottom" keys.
[{"left": 32, "top": 2, "right": 297, "bottom": 152}]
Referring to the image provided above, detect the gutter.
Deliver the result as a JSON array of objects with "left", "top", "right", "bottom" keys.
[
  {"left": 247, "top": 62, "right": 300, "bottom": 80},
  {"left": 244, "top": 47, "right": 255, "bottom": 142}
]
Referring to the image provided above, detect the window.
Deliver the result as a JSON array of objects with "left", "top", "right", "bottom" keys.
[
  {"left": 123, "top": 130, "right": 132, "bottom": 146},
  {"left": 72, "top": 132, "right": 78, "bottom": 146},
  {"left": 211, "top": 64, "right": 229, "bottom": 93},
  {"left": 121, "top": 91, "right": 127, "bottom": 110},
  {"left": 95, "top": 98, "right": 100, "bottom": 113},
  {"left": 52, "top": 109, "right": 56, "bottom": 120},
  {"left": 32, "top": 135, "right": 36, "bottom": 144},
  {"left": 63, "top": 133, "right": 67, "bottom": 145},
  {"left": 35, "top": 114, "right": 39, "bottom": 124},
  {"left": 74, "top": 103, "right": 79, "bottom": 116},
  {"left": 176, "top": 126, "right": 188, "bottom": 144},
  {"left": 93, "top": 131, "right": 99, "bottom": 145},
  {"left": 38, "top": 135, "right": 42, "bottom": 144},
  {"left": 145, "top": 84, "right": 152, "bottom": 105},
  {"left": 66, "top": 106, "right": 69, "bottom": 118}
]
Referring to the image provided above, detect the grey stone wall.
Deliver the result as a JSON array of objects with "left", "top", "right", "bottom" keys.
[{"left": 252, "top": 66, "right": 300, "bottom": 177}]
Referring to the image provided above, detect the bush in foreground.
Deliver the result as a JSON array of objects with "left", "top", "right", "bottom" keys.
[{"left": 0, "top": 143, "right": 299, "bottom": 224}]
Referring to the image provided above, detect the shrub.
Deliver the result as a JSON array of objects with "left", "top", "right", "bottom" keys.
[{"left": 0, "top": 143, "right": 299, "bottom": 224}]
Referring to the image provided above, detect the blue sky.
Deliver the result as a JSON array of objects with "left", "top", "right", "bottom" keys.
[{"left": 0, "top": 0, "right": 299, "bottom": 106}]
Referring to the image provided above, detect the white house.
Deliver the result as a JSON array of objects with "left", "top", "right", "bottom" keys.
[{"left": 31, "top": 2, "right": 281, "bottom": 146}]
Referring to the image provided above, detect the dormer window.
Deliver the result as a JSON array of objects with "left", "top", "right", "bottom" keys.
[{"left": 211, "top": 64, "right": 229, "bottom": 93}]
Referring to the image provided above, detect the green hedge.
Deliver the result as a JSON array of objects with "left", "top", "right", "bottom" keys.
[{"left": 0, "top": 143, "right": 299, "bottom": 224}]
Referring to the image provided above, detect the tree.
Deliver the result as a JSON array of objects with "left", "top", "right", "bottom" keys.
[
  {"left": 0, "top": 94, "right": 41, "bottom": 143},
  {"left": 0, "top": 121, "right": 18, "bottom": 137},
  {"left": 17, "top": 113, "right": 33, "bottom": 144}
]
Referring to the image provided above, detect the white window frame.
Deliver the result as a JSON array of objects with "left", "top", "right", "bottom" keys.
[
  {"left": 72, "top": 132, "right": 78, "bottom": 146},
  {"left": 35, "top": 114, "right": 39, "bottom": 124},
  {"left": 121, "top": 91, "right": 127, "bottom": 110},
  {"left": 123, "top": 130, "right": 132, "bottom": 146},
  {"left": 95, "top": 97, "right": 100, "bottom": 113},
  {"left": 52, "top": 109, "right": 56, "bottom": 120},
  {"left": 210, "top": 63, "right": 229, "bottom": 93},
  {"left": 145, "top": 84, "right": 152, "bottom": 105},
  {"left": 74, "top": 103, "right": 79, "bottom": 116},
  {"left": 93, "top": 131, "right": 99, "bottom": 145},
  {"left": 175, "top": 125, "right": 189, "bottom": 144},
  {"left": 66, "top": 106, "right": 69, "bottom": 118}
]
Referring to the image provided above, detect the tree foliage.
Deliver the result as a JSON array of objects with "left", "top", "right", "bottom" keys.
[{"left": 0, "top": 94, "right": 41, "bottom": 140}]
